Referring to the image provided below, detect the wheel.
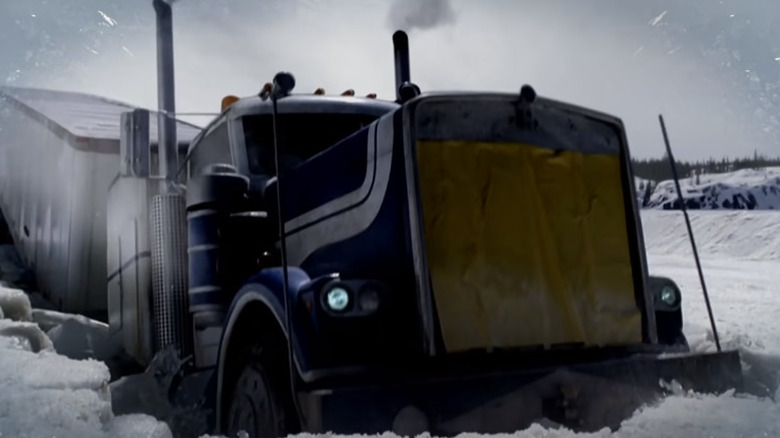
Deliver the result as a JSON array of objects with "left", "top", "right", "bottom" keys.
[{"left": 226, "top": 359, "right": 289, "bottom": 438}]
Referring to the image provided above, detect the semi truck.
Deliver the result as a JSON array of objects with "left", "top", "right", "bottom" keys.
[{"left": 0, "top": 1, "right": 742, "bottom": 437}]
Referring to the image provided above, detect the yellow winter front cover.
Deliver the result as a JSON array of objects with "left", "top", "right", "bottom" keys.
[{"left": 416, "top": 140, "right": 642, "bottom": 353}]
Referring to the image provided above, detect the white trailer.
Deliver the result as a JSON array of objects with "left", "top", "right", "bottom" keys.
[{"left": 0, "top": 86, "right": 199, "bottom": 326}]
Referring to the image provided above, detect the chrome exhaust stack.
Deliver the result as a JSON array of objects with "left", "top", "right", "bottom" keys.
[
  {"left": 150, "top": 0, "right": 191, "bottom": 359},
  {"left": 393, "top": 30, "right": 421, "bottom": 103}
]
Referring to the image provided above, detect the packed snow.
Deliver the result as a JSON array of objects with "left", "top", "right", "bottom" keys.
[
  {"left": 639, "top": 166, "right": 780, "bottom": 210},
  {"left": 1, "top": 207, "right": 780, "bottom": 437},
  {"left": 641, "top": 210, "right": 780, "bottom": 261},
  {"left": 0, "top": 248, "right": 174, "bottom": 438}
]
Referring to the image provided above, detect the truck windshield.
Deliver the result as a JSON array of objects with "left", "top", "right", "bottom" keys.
[{"left": 243, "top": 113, "right": 377, "bottom": 176}]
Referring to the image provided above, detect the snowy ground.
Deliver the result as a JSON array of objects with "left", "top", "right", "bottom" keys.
[{"left": 1, "top": 210, "right": 779, "bottom": 437}]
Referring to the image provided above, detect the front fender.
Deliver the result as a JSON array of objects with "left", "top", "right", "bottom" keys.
[{"left": 214, "top": 266, "right": 310, "bottom": 434}]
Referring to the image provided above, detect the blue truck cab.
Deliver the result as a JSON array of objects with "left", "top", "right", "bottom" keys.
[{"left": 179, "top": 75, "right": 741, "bottom": 436}]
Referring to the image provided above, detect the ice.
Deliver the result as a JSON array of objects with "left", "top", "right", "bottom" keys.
[
  {"left": 0, "top": 284, "right": 32, "bottom": 321},
  {"left": 0, "top": 259, "right": 172, "bottom": 437},
  {"left": 0, "top": 328, "right": 173, "bottom": 438},
  {"left": 110, "top": 372, "right": 178, "bottom": 430},
  {"left": 0, "top": 319, "right": 53, "bottom": 352},
  {"left": 106, "top": 414, "right": 173, "bottom": 438},
  {"left": 32, "top": 308, "right": 108, "bottom": 333}
]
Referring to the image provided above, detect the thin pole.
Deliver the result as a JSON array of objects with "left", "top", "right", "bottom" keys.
[
  {"left": 269, "top": 79, "right": 305, "bottom": 425},
  {"left": 658, "top": 114, "right": 721, "bottom": 352}
]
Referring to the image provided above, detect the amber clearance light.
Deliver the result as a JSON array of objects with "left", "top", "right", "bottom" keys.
[{"left": 221, "top": 95, "right": 239, "bottom": 112}]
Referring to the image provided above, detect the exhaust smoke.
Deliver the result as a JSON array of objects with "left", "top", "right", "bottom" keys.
[{"left": 387, "top": 0, "right": 456, "bottom": 32}]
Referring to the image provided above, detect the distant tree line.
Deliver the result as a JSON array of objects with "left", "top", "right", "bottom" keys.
[{"left": 631, "top": 150, "right": 780, "bottom": 182}]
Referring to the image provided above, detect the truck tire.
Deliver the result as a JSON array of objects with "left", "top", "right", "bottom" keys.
[{"left": 226, "top": 359, "right": 289, "bottom": 438}]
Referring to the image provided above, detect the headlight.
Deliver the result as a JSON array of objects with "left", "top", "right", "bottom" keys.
[
  {"left": 660, "top": 285, "right": 678, "bottom": 307},
  {"left": 325, "top": 286, "right": 350, "bottom": 312},
  {"left": 648, "top": 276, "right": 682, "bottom": 310},
  {"left": 318, "top": 278, "right": 385, "bottom": 317}
]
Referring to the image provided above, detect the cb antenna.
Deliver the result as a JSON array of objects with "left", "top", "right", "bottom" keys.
[
  {"left": 658, "top": 114, "right": 721, "bottom": 352},
  {"left": 261, "top": 71, "right": 306, "bottom": 423}
]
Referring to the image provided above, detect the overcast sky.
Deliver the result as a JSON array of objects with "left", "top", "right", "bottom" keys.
[{"left": 2, "top": 0, "right": 780, "bottom": 160}]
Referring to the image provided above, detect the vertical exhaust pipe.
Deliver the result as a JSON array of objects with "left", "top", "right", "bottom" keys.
[
  {"left": 393, "top": 30, "right": 421, "bottom": 103},
  {"left": 151, "top": 0, "right": 191, "bottom": 361},
  {"left": 393, "top": 30, "right": 411, "bottom": 101},
  {"left": 153, "top": 0, "right": 178, "bottom": 188}
]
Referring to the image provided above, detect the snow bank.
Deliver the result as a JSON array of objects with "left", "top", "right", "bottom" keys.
[
  {"left": 285, "top": 391, "right": 780, "bottom": 438},
  {"left": 640, "top": 166, "right": 780, "bottom": 210},
  {"left": 0, "top": 319, "right": 53, "bottom": 353},
  {"left": 0, "top": 285, "right": 32, "bottom": 321},
  {"left": 642, "top": 209, "right": 780, "bottom": 402},
  {"left": 0, "top": 331, "right": 173, "bottom": 438},
  {"left": 640, "top": 210, "right": 780, "bottom": 260},
  {"left": 0, "top": 280, "right": 173, "bottom": 437}
]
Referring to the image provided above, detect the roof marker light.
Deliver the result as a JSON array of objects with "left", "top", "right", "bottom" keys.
[
  {"left": 341, "top": 89, "right": 355, "bottom": 96},
  {"left": 221, "top": 95, "right": 239, "bottom": 112},
  {"left": 366, "top": 93, "right": 377, "bottom": 99},
  {"left": 314, "top": 88, "right": 326, "bottom": 95}
]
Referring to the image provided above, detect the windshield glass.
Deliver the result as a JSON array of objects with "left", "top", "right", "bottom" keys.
[{"left": 243, "top": 112, "right": 377, "bottom": 175}]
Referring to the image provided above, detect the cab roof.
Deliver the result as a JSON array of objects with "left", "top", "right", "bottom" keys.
[
  {"left": 226, "top": 94, "right": 400, "bottom": 118},
  {"left": 189, "top": 93, "right": 400, "bottom": 149}
]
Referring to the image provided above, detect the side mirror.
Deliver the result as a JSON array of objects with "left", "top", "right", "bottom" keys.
[{"left": 119, "top": 109, "right": 150, "bottom": 177}]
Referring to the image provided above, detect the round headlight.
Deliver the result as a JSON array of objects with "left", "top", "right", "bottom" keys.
[
  {"left": 358, "top": 288, "right": 380, "bottom": 313},
  {"left": 326, "top": 287, "right": 350, "bottom": 312},
  {"left": 660, "top": 285, "right": 678, "bottom": 306}
]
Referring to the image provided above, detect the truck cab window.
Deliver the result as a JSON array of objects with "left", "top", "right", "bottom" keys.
[
  {"left": 189, "top": 122, "right": 232, "bottom": 177},
  {"left": 243, "top": 113, "right": 377, "bottom": 176}
]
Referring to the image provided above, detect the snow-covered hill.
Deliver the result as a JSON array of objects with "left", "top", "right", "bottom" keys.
[
  {"left": 641, "top": 210, "right": 780, "bottom": 260},
  {"left": 638, "top": 167, "right": 780, "bottom": 210}
]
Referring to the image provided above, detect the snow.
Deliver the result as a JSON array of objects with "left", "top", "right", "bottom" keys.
[
  {"left": 0, "top": 286, "right": 32, "bottom": 321},
  {"left": 0, "top": 279, "right": 173, "bottom": 437},
  {"left": 641, "top": 210, "right": 780, "bottom": 260},
  {"left": 0, "top": 331, "right": 172, "bottom": 438},
  {"left": 0, "top": 285, "right": 32, "bottom": 321},
  {"left": 641, "top": 166, "right": 780, "bottom": 210},
  {"left": 0, "top": 86, "right": 201, "bottom": 144},
  {"left": 0, "top": 319, "right": 53, "bottom": 353},
  {"left": 32, "top": 308, "right": 109, "bottom": 333}
]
